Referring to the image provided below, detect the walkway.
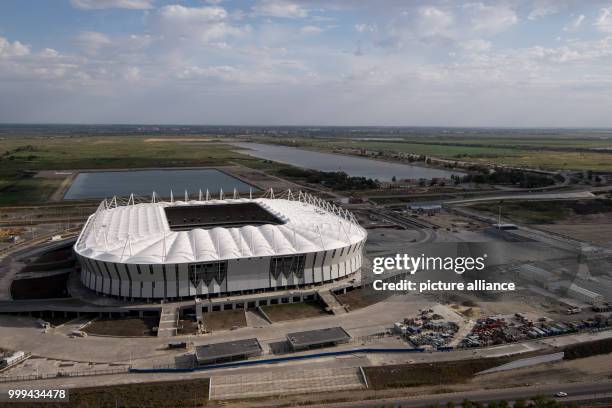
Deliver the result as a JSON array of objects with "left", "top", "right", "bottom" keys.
[{"left": 210, "top": 367, "right": 364, "bottom": 400}]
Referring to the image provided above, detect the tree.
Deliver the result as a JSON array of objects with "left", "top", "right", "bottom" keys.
[
  {"left": 513, "top": 399, "right": 527, "bottom": 408},
  {"left": 461, "top": 400, "right": 474, "bottom": 408},
  {"left": 391, "top": 176, "right": 397, "bottom": 182}
]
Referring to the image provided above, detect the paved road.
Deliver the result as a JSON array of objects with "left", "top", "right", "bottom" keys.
[
  {"left": 311, "top": 380, "right": 612, "bottom": 408},
  {"left": 446, "top": 190, "right": 595, "bottom": 205}
]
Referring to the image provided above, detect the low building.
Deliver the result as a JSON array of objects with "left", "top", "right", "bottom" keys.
[
  {"left": 194, "top": 338, "right": 262, "bottom": 365},
  {"left": 548, "top": 280, "right": 605, "bottom": 305},
  {"left": 518, "top": 265, "right": 556, "bottom": 285},
  {"left": 286, "top": 326, "right": 350, "bottom": 351},
  {"left": 408, "top": 203, "right": 442, "bottom": 213},
  {"left": 567, "top": 283, "right": 605, "bottom": 304}
]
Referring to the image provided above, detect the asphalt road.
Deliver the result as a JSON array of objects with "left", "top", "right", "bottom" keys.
[{"left": 313, "top": 381, "right": 612, "bottom": 408}]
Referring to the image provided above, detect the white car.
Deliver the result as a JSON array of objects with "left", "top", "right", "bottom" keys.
[{"left": 555, "top": 392, "right": 568, "bottom": 397}]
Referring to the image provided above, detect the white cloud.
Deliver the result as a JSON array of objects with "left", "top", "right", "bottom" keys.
[
  {"left": 416, "top": 6, "right": 454, "bottom": 38},
  {"left": 158, "top": 5, "right": 244, "bottom": 43},
  {"left": 301, "top": 25, "right": 323, "bottom": 34},
  {"left": 0, "top": 36, "right": 30, "bottom": 58},
  {"left": 70, "top": 0, "right": 154, "bottom": 10},
  {"left": 123, "top": 66, "right": 140, "bottom": 81},
  {"left": 75, "top": 31, "right": 113, "bottom": 54},
  {"left": 354, "top": 24, "right": 377, "bottom": 33},
  {"left": 564, "top": 14, "right": 585, "bottom": 32},
  {"left": 252, "top": 0, "right": 308, "bottom": 18},
  {"left": 460, "top": 38, "right": 491, "bottom": 53},
  {"left": 594, "top": 7, "right": 612, "bottom": 33},
  {"left": 465, "top": 3, "right": 518, "bottom": 33},
  {"left": 527, "top": 1, "right": 562, "bottom": 21},
  {"left": 159, "top": 5, "right": 227, "bottom": 21},
  {"left": 5, "top": 1, "right": 612, "bottom": 126},
  {"left": 39, "top": 48, "right": 60, "bottom": 58}
]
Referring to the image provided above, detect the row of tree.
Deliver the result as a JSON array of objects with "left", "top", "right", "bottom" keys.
[{"left": 278, "top": 168, "right": 378, "bottom": 190}]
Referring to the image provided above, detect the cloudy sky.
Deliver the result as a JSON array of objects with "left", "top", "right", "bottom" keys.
[{"left": 1, "top": 0, "right": 612, "bottom": 127}]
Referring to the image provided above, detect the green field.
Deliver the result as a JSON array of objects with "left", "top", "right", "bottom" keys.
[
  {"left": 332, "top": 140, "right": 612, "bottom": 171},
  {"left": 0, "top": 137, "right": 277, "bottom": 205},
  {"left": 2, "top": 133, "right": 611, "bottom": 206},
  {"left": 261, "top": 136, "right": 612, "bottom": 171},
  {"left": 466, "top": 199, "right": 612, "bottom": 224}
]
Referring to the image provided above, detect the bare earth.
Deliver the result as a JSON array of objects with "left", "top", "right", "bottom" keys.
[
  {"left": 537, "top": 223, "right": 612, "bottom": 248},
  {"left": 203, "top": 309, "right": 247, "bottom": 332}
]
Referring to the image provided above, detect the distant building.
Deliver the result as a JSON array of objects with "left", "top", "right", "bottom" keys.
[
  {"left": 547, "top": 280, "right": 605, "bottom": 304},
  {"left": 408, "top": 203, "right": 442, "bottom": 213},
  {"left": 518, "top": 265, "right": 556, "bottom": 285}
]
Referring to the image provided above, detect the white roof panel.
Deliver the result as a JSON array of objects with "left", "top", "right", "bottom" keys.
[{"left": 75, "top": 197, "right": 366, "bottom": 264}]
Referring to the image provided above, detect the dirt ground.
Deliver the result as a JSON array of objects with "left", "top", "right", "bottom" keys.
[
  {"left": 177, "top": 319, "right": 199, "bottom": 335},
  {"left": 83, "top": 317, "right": 158, "bottom": 337},
  {"left": 203, "top": 309, "right": 246, "bottom": 332},
  {"left": 537, "top": 223, "right": 612, "bottom": 248},
  {"left": 261, "top": 301, "right": 329, "bottom": 322},
  {"left": 472, "top": 353, "right": 612, "bottom": 390},
  {"left": 10, "top": 273, "right": 70, "bottom": 299},
  {"left": 12, "top": 378, "right": 211, "bottom": 408},
  {"left": 337, "top": 287, "right": 393, "bottom": 310},
  {"left": 421, "top": 211, "right": 487, "bottom": 231}
]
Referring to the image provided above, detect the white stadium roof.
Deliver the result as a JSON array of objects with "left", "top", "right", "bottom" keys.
[{"left": 75, "top": 191, "right": 366, "bottom": 264}]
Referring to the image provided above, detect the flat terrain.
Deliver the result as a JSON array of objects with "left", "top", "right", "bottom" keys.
[
  {"left": 83, "top": 317, "right": 158, "bottom": 337},
  {"left": 313, "top": 137, "right": 612, "bottom": 171},
  {"left": 363, "top": 356, "right": 514, "bottom": 389},
  {"left": 467, "top": 199, "right": 612, "bottom": 224},
  {"left": 0, "top": 137, "right": 283, "bottom": 205},
  {"left": 13, "top": 378, "right": 211, "bottom": 408},
  {"left": 203, "top": 309, "right": 246, "bottom": 332},
  {"left": 260, "top": 301, "right": 329, "bottom": 321},
  {"left": 466, "top": 198, "right": 612, "bottom": 247},
  {"left": 177, "top": 318, "right": 199, "bottom": 335},
  {"left": 10, "top": 273, "right": 70, "bottom": 299},
  {"left": 337, "top": 287, "right": 392, "bottom": 310}
]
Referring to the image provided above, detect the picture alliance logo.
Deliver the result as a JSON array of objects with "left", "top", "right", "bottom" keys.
[{"left": 372, "top": 253, "right": 488, "bottom": 275}]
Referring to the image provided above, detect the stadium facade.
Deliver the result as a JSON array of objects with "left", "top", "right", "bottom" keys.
[{"left": 74, "top": 190, "right": 367, "bottom": 300}]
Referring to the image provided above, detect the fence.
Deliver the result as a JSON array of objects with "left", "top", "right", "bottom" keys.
[
  {"left": 131, "top": 347, "right": 426, "bottom": 374},
  {"left": 0, "top": 367, "right": 130, "bottom": 384}
]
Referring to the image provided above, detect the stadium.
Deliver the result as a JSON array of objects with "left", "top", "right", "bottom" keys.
[{"left": 74, "top": 190, "right": 367, "bottom": 300}]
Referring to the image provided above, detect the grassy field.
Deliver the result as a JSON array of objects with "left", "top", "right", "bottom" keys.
[
  {"left": 363, "top": 356, "right": 513, "bottom": 389},
  {"left": 260, "top": 300, "right": 329, "bottom": 321},
  {"left": 0, "top": 137, "right": 279, "bottom": 205},
  {"left": 467, "top": 199, "right": 612, "bottom": 224},
  {"left": 262, "top": 135, "right": 612, "bottom": 171},
  {"left": 334, "top": 140, "right": 612, "bottom": 171},
  {"left": 2, "top": 133, "right": 611, "bottom": 205},
  {"left": 14, "top": 378, "right": 211, "bottom": 408}
]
